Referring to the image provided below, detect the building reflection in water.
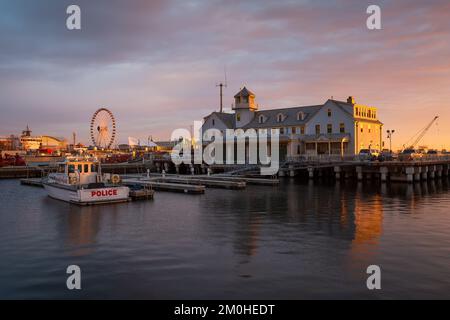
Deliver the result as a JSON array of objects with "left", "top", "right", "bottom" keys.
[
  {"left": 65, "top": 206, "right": 101, "bottom": 256},
  {"left": 352, "top": 183, "right": 383, "bottom": 246},
  {"left": 63, "top": 205, "right": 121, "bottom": 256}
]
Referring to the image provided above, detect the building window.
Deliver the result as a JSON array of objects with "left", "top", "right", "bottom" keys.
[
  {"left": 356, "top": 107, "right": 359, "bottom": 116},
  {"left": 280, "top": 127, "right": 284, "bottom": 134},
  {"left": 235, "top": 97, "right": 240, "bottom": 104},
  {"left": 340, "top": 123, "right": 345, "bottom": 133},
  {"left": 327, "top": 109, "right": 331, "bottom": 117},
  {"left": 277, "top": 113, "right": 283, "bottom": 122},
  {"left": 237, "top": 113, "right": 241, "bottom": 121},
  {"left": 297, "top": 145, "right": 301, "bottom": 154},
  {"left": 292, "top": 127, "right": 296, "bottom": 134},
  {"left": 212, "top": 119, "right": 215, "bottom": 126},
  {"left": 368, "top": 125, "right": 371, "bottom": 133},
  {"left": 259, "top": 115, "right": 264, "bottom": 124},
  {"left": 243, "top": 96, "right": 248, "bottom": 103},
  {"left": 315, "top": 125, "right": 320, "bottom": 134},
  {"left": 327, "top": 124, "right": 332, "bottom": 134},
  {"left": 300, "top": 126, "right": 305, "bottom": 134},
  {"left": 297, "top": 112, "right": 305, "bottom": 121}
]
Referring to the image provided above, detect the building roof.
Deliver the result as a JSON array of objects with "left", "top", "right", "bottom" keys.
[
  {"left": 234, "top": 87, "right": 255, "bottom": 98},
  {"left": 204, "top": 112, "right": 236, "bottom": 128},
  {"left": 242, "top": 104, "right": 322, "bottom": 129}
]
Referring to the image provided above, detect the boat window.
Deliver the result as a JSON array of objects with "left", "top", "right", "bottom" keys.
[
  {"left": 91, "top": 164, "right": 98, "bottom": 172},
  {"left": 68, "top": 165, "right": 75, "bottom": 173},
  {"left": 58, "top": 164, "right": 65, "bottom": 173},
  {"left": 84, "top": 164, "right": 89, "bottom": 173},
  {"left": 77, "top": 164, "right": 82, "bottom": 173}
]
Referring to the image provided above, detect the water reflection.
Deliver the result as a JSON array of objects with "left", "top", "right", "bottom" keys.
[
  {"left": 200, "top": 178, "right": 450, "bottom": 263},
  {"left": 1, "top": 177, "right": 449, "bottom": 299}
]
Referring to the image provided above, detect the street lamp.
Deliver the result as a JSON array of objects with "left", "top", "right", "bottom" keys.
[{"left": 386, "top": 129, "right": 395, "bottom": 153}]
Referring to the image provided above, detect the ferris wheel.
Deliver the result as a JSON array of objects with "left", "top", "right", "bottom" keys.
[{"left": 90, "top": 108, "right": 116, "bottom": 149}]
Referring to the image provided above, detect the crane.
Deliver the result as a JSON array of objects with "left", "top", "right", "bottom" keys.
[{"left": 402, "top": 115, "right": 439, "bottom": 151}]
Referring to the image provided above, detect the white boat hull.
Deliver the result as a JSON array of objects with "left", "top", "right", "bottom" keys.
[{"left": 43, "top": 183, "right": 130, "bottom": 205}]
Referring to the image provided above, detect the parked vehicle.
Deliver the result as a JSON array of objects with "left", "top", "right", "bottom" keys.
[
  {"left": 378, "top": 150, "right": 395, "bottom": 161},
  {"left": 358, "top": 149, "right": 379, "bottom": 161},
  {"left": 399, "top": 149, "right": 422, "bottom": 161}
]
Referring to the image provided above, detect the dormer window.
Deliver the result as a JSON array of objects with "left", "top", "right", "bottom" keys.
[
  {"left": 327, "top": 109, "right": 332, "bottom": 117},
  {"left": 277, "top": 113, "right": 284, "bottom": 123},
  {"left": 297, "top": 112, "right": 305, "bottom": 121},
  {"left": 258, "top": 115, "right": 264, "bottom": 124}
]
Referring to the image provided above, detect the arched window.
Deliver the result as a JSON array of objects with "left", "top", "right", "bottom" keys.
[
  {"left": 277, "top": 113, "right": 283, "bottom": 122},
  {"left": 297, "top": 112, "right": 305, "bottom": 121},
  {"left": 259, "top": 115, "right": 264, "bottom": 124}
]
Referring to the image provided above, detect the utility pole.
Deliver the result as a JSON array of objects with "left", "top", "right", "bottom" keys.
[
  {"left": 72, "top": 132, "right": 76, "bottom": 151},
  {"left": 386, "top": 129, "right": 395, "bottom": 152},
  {"left": 216, "top": 82, "right": 226, "bottom": 113},
  {"left": 216, "top": 66, "right": 228, "bottom": 112}
]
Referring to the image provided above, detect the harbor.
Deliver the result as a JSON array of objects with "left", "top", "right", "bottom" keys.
[{"left": 1, "top": 0, "right": 450, "bottom": 301}]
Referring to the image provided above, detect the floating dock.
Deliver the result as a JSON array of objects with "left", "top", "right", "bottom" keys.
[
  {"left": 129, "top": 188, "right": 155, "bottom": 201},
  {"left": 124, "top": 179, "right": 205, "bottom": 194},
  {"left": 124, "top": 173, "right": 279, "bottom": 186},
  {"left": 154, "top": 176, "right": 246, "bottom": 189},
  {"left": 20, "top": 178, "right": 44, "bottom": 187}
]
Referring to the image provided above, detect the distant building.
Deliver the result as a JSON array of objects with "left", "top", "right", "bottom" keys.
[
  {"left": 201, "top": 87, "right": 383, "bottom": 161},
  {"left": 19, "top": 125, "right": 67, "bottom": 151},
  {"left": 0, "top": 135, "right": 20, "bottom": 151}
]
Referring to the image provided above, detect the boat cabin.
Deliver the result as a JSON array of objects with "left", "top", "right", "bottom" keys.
[{"left": 54, "top": 158, "right": 100, "bottom": 185}]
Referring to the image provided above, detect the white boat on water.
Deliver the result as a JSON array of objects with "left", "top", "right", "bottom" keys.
[{"left": 43, "top": 156, "right": 130, "bottom": 205}]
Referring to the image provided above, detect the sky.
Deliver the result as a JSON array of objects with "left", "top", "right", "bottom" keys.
[{"left": 0, "top": 0, "right": 449, "bottom": 149}]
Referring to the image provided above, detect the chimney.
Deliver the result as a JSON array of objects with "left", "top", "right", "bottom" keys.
[{"left": 347, "top": 96, "right": 355, "bottom": 104}]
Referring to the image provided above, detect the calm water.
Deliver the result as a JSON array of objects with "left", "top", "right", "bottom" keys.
[{"left": 0, "top": 178, "right": 450, "bottom": 299}]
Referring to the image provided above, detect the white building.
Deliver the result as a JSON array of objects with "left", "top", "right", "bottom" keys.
[{"left": 202, "top": 87, "right": 383, "bottom": 161}]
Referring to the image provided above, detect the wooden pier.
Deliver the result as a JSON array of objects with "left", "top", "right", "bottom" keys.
[{"left": 280, "top": 157, "right": 450, "bottom": 183}]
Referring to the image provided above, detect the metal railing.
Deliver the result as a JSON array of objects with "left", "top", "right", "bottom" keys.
[
  {"left": 286, "top": 155, "right": 356, "bottom": 163},
  {"left": 286, "top": 154, "right": 450, "bottom": 164}
]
